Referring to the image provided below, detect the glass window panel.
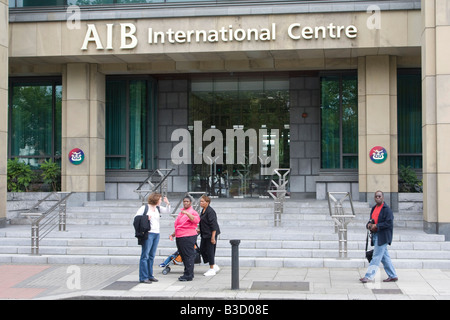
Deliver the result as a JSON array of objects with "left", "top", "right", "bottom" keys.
[
  {"left": 398, "top": 71, "right": 422, "bottom": 169},
  {"left": 239, "top": 79, "right": 263, "bottom": 91},
  {"left": 129, "top": 80, "right": 147, "bottom": 170},
  {"left": 105, "top": 80, "right": 127, "bottom": 169},
  {"left": 106, "top": 78, "right": 153, "bottom": 170},
  {"left": 214, "top": 80, "right": 238, "bottom": 92},
  {"left": 9, "top": 80, "right": 61, "bottom": 169},
  {"left": 68, "top": 0, "right": 114, "bottom": 5},
  {"left": 320, "top": 76, "right": 340, "bottom": 169},
  {"left": 399, "top": 156, "right": 422, "bottom": 169},
  {"left": 265, "top": 79, "right": 290, "bottom": 90},
  {"left": 106, "top": 157, "right": 126, "bottom": 170},
  {"left": 11, "top": 84, "right": 53, "bottom": 158},
  {"left": 342, "top": 76, "right": 358, "bottom": 155},
  {"left": 343, "top": 156, "right": 358, "bottom": 169},
  {"left": 190, "top": 75, "right": 289, "bottom": 197},
  {"left": 191, "top": 81, "right": 213, "bottom": 92},
  {"left": 320, "top": 74, "right": 358, "bottom": 170},
  {"left": 54, "top": 85, "right": 62, "bottom": 161},
  {"left": 67, "top": 0, "right": 164, "bottom": 5},
  {"left": 22, "top": 0, "right": 65, "bottom": 6}
]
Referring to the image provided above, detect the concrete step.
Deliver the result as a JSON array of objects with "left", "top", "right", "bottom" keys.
[
  {"left": 3, "top": 199, "right": 448, "bottom": 269},
  {"left": 9, "top": 198, "right": 423, "bottom": 230},
  {"left": 0, "top": 223, "right": 449, "bottom": 268}
]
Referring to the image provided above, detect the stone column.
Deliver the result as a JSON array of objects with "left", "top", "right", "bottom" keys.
[
  {"left": 358, "top": 55, "right": 398, "bottom": 210},
  {"left": 421, "top": 0, "right": 450, "bottom": 239},
  {"left": 62, "top": 63, "right": 105, "bottom": 204},
  {"left": 0, "top": 0, "right": 8, "bottom": 228}
]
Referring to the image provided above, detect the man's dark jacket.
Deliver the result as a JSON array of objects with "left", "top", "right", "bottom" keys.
[{"left": 368, "top": 202, "right": 394, "bottom": 246}]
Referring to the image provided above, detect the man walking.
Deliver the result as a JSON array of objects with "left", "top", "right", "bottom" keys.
[{"left": 360, "top": 190, "right": 398, "bottom": 283}]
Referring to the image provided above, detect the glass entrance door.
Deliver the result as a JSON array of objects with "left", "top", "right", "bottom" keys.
[{"left": 189, "top": 74, "right": 290, "bottom": 197}]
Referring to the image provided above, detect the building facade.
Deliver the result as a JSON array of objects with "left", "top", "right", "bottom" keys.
[{"left": 1, "top": 0, "right": 449, "bottom": 239}]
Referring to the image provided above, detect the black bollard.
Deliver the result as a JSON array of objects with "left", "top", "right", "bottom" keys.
[{"left": 230, "top": 239, "right": 241, "bottom": 290}]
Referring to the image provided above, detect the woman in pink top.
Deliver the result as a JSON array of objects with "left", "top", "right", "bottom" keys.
[{"left": 171, "top": 196, "right": 200, "bottom": 281}]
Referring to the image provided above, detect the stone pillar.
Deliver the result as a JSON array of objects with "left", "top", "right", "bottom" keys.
[
  {"left": 421, "top": 0, "right": 450, "bottom": 239},
  {"left": 0, "top": 0, "right": 8, "bottom": 228},
  {"left": 62, "top": 63, "right": 105, "bottom": 204},
  {"left": 358, "top": 56, "right": 398, "bottom": 210}
]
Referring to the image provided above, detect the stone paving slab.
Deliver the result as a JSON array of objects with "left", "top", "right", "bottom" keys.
[{"left": 2, "top": 263, "right": 450, "bottom": 302}]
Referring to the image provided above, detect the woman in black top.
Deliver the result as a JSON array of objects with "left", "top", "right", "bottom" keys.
[{"left": 198, "top": 195, "right": 221, "bottom": 276}]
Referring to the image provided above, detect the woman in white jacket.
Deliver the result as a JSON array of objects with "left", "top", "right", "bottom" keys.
[{"left": 135, "top": 192, "right": 171, "bottom": 283}]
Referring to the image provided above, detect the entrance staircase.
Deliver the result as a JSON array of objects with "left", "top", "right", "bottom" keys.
[{"left": 1, "top": 199, "right": 450, "bottom": 269}]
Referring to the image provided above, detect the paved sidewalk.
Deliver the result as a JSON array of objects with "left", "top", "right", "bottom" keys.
[{"left": 1, "top": 263, "right": 450, "bottom": 301}]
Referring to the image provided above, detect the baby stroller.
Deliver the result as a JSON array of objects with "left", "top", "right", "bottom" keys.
[{"left": 159, "top": 244, "right": 201, "bottom": 275}]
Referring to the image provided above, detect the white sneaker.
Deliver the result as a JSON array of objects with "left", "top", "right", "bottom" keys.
[
  {"left": 204, "top": 269, "right": 216, "bottom": 276},
  {"left": 213, "top": 265, "right": 220, "bottom": 273}
]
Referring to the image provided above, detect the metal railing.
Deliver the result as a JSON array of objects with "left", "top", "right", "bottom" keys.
[
  {"left": 21, "top": 192, "right": 58, "bottom": 215},
  {"left": 327, "top": 192, "right": 355, "bottom": 259},
  {"left": 134, "top": 168, "right": 174, "bottom": 204},
  {"left": 267, "top": 168, "right": 290, "bottom": 226},
  {"left": 9, "top": 192, "right": 60, "bottom": 220},
  {"left": 31, "top": 192, "right": 73, "bottom": 255}
]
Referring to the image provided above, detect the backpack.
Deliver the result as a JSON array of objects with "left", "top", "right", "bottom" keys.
[{"left": 133, "top": 204, "right": 150, "bottom": 245}]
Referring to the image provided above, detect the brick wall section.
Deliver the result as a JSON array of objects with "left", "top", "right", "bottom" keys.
[
  {"left": 157, "top": 78, "right": 190, "bottom": 193},
  {"left": 289, "top": 76, "right": 320, "bottom": 197}
]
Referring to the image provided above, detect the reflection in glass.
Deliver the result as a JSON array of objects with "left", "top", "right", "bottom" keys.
[
  {"left": 105, "top": 78, "right": 155, "bottom": 170},
  {"left": 320, "top": 74, "right": 358, "bottom": 170},
  {"left": 105, "top": 80, "right": 127, "bottom": 169},
  {"left": 189, "top": 75, "right": 290, "bottom": 198},
  {"left": 9, "top": 81, "right": 62, "bottom": 169},
  {"left": 397, "top": 71, "right": 422, "bottom": 169}
]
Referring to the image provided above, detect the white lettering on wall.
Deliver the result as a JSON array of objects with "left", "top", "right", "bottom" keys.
[
  {"left": 287, "top": 23, "right": 357, "bottom": 40},
  {"left": 81, "top": 22, "right": 357, "bottom": 50},
  {"left": 81, "top": 23, "right": 138, "bottom": 50},
  {"left": 81, "top": 24, "right": 103, "bottom": 50},
  {"left": 120, "top": 23, "right": 138, "bottom": 49},
  {"left": 148, "top": 23, "right": 276, "bottom": 44},
  {"left": 106, "top": 24, "right": 114, "bottom": 50}
]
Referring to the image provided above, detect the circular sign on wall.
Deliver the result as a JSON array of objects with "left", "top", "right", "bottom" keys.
[
  {"left": 69, "top": 148, "right": 85, "bottom": 165},
  {"left": 369, "top": 146, "right": 387, "bottom": 164}
]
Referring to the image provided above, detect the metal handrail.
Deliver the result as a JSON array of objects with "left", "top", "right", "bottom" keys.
[
  {"left": 327, "top": 192, "right": 355, "bottom": 259},
  {"left": 267, "top": 168, "right": 290, "bottom": 227},
  {"left": 134, "top": 168, "right": 174, "bottom": 204},
  {"left": 31, "top": 192, "right": 73, "bottom": 255},
  {"left": 25, "top": 191, "right": 58, "bottom": 213},
  {"left": 9, "top": 192, "right": 59, "bottom": 216}
]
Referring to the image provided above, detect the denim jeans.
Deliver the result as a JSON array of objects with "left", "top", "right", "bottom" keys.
[
  {"left": 139, "top": 232, "right": 160, "bottom": 281},
  {"left": 364, "top": 233, "right": 397, "bottom": 280}
]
